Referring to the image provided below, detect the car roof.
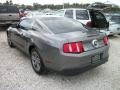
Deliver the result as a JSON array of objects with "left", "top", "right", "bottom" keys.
[
  {"left": 21, "top": 15, "right": 62, "bottom": 20},
  {"left": 61, "top": 8, "right": 87, "bottom": 10}
]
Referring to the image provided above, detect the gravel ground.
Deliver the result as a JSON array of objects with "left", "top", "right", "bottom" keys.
[{"left": 0, "top": 30, "right": 120, "bottom": 90}]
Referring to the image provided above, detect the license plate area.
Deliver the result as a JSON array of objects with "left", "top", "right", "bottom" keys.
[{"left": 91, "top": 53, "right": 103, "bottom": 63}]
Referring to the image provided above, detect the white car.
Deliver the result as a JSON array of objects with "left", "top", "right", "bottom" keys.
[
  {"left": 25, "top": 11, "right": 55, "bottom": 18},
  {"left": 104, "top": 14, "right": 120, "bottom": 35},
  {"left": 56, "top": 8, "right": 91, "bottom": 25},
  {"left": 56, "top": 8, "right": 109, "bottom": 29}
]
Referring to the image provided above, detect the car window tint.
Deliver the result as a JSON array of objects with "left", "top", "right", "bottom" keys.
[
  {"left": 76, "top": 10, "right": 89, "bottom": 20},
  {"left": 20, "top": 19, "right": 33, "bottom": 30},
  {"left": 94, "top": 12, "right": 105, "bottom": 20},
  {"left": 7, "top": 6, "right": 19, "bottom": 13},
  {"left": 40, "top": 17, "right": 85, "bottom": 34},
  {"left": 0, "top": 6, "right": 7, "bottom": 13},
  {"left": 65, "top": 10, "right": 73, "bottom": 19},
  {"left": 110, "top": 16, "right": 120, "bottom": 23}
]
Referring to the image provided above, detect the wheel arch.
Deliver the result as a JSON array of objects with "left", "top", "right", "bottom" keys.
[{"left": 28, "top": 44, "right": 37, "bottom": 55}]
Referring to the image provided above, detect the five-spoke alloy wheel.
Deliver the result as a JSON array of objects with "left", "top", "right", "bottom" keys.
[{"left": 30, "top": 48, "right": 45, "bottom": 75}]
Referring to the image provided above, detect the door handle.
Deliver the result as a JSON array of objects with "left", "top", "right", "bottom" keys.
[{"left": 9, "top": 15, "right": 12, "bottom": 16}]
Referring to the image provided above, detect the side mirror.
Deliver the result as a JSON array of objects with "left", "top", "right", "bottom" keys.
[{"left": 16, "top": 24, "right": 20, "bottom": 28}]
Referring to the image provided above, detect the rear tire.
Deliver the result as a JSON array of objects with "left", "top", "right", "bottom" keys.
[
  {"left": 7, "top": 33, "right": 15, "bottom": 48},
  {"left": 30, "top": 48, "right": 46, "bottom": 75}
]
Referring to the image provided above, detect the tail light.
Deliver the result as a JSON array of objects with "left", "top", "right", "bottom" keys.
[
  {"left": 63, "top": 42, "right": 84, "bottom": 53},
  {"left": 86, "top": 21, "right": 92, "bottom": 27},
  {"left": 103, "top": 36, "right": 109, "bottom": 45}
]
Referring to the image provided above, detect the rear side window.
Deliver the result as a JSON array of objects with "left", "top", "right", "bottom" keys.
[
  {"left": 7, "top": 6, "right": 19, "bottom": 13},
  {"left": 0, "top": 6, "right": 7, "bottom": 13},
  {"left": 76, "top": 10, "right": 89, "bottom": 20},
  {"left": 20, "top": 19, "right": 33, "bottom": 30},
  {"left": 65, "top": 10, "right": 73, "bottom": 19},
  {"left": 110, "top": 16, "right": 120, "bottom": 23}
]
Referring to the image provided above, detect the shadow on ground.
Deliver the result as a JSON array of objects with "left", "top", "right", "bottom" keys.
[
  {"left": 0, "top": 26, "right": 9, "bottom": 31},
  {"left": 108, "top": 35, "right": 120, "bottom": 39}
]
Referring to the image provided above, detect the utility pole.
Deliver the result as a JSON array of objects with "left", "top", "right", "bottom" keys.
[{"left": 63, "top": 0, "right": 64, "bottom": 9}]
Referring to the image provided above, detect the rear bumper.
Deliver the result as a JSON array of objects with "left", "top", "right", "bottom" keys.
[
  {"left": 44, "top": 45, "right": 109, "bottom": 74},
  {"left": 60, "top": 57, "right": 108, "bottom": 75}
]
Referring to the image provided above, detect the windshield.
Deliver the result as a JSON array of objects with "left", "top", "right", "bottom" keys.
[
  {"left": 110, "top": 16, "right": 120, "bottom": 23},
  {"left": 40, "top": 17, "right": 85, "bottom": 34}
]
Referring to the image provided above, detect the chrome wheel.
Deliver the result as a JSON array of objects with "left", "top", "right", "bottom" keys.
[
  {"left": 30, "top": 48, "right": 45, "bottom": 75},
  {"left": 31, "top": 51, "right": 41, "bottom": 72}
]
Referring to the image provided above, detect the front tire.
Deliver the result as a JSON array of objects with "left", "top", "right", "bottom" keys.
[
  {"left": 7, "top": 33, "right": 15, "bottom": 48},
  {"left": 30, "top": 48, "right": 45, "bottom": 75}
]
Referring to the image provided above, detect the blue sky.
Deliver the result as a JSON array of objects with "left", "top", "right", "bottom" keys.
[{"left": 1, "top": 0, "right": 120, "bottom": 6}]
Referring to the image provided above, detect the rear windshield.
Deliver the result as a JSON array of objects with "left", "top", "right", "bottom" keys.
[
  {"left": 40, "top": 17, "right": 85, "bottom": 34},
  {"left": 76, "top": 10, "right": 89, "bottom": 20},
  {"left": 110, "top": 16, "right": 120, "bottom": 23},
  {"left": 7, "top": 6, "right": 19, "bottom": 13},
  {"left": 0, "top": 6, "right": 18, "bottom": 13},
  {"left": 0, "top": 6, "right": 7, "bottom": 13}
]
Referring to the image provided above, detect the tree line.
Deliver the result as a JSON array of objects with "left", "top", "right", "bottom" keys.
[{"left": 0, "top": 1, "right": 120, "bottom": 13}]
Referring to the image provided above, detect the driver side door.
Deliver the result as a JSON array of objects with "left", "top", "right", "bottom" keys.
[{"left": 14, "top": 19, "right": 33, "bottom": 52}]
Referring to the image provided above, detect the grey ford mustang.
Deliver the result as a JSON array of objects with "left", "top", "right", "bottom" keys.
[{"left": 7, "top": 15, "right": 109, "bottom": 75}]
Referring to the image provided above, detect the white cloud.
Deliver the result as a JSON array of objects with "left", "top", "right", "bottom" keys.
[{"left": 1, "top": 0, "right": 120, "bottom": 6}]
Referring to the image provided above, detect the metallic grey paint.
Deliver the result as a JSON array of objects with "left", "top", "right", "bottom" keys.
[{"left": 7, "top": 16, "right": 109, "bottom": 74}]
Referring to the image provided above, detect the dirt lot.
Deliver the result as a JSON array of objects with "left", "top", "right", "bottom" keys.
[{"left": 0, "top": 30, "right": 120, "bottom": 90}]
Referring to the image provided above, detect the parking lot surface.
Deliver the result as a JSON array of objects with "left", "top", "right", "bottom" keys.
[{"left": 0, "top": 30, "right": 120, "bottom": 90}]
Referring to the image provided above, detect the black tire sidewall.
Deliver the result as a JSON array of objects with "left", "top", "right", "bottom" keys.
[
  {"left": 7, "top": 33, "right": 14, "bottom": 48},
  {"left": 30, "top": 48, "right": 45, "bottom": 75}
]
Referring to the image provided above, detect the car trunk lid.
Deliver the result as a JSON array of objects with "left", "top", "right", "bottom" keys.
[{"left": 56, "top": 30, "right": 105, "bottom": 52}]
